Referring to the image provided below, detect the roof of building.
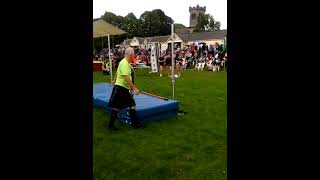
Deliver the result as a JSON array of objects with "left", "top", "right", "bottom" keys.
[
  {"left": 122, "top": 39, "right": 132, "bottom": 45},
  {"left": 133, "top": 37, "right": 145, "bottom": 43},
  {"left": 176, "top": 29, "right": 227, "bottom": 42},
  {"left": 122, "top": 29, "right": 227, "bottom": 45},
  {"left": 129, "top": 36, "right": 170, "bottom": 44},
  {"left": 148, "top": 35, "right": 171, "bottom": 43}
]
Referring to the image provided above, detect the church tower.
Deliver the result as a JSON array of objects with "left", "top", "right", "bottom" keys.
[{"left": 189, "top": 4, "right": 206, "bottom": 27}]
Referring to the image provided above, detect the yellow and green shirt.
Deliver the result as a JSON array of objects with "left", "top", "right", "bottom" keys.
[{"left": 114, "top": 58, "right": 132, "bottom": 89}]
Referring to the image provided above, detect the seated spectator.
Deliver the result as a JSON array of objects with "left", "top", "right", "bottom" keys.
[
  {"left": 224, "top": 52, "right": 228, "bottom": 72},
  {"left": 208, "top": 44, "right": 214, "bottom": 56},
  {"left": 101, "top": 61, "right": 110, "bottom": 75},
  {"left": 159, "top": 50, "right": 166, "bottom": 77},
  {"left": 200, "top": 55, "right": 206, "bottom": 71}
]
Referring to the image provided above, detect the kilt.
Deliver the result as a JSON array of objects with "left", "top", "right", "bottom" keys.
[
  {"left": 108, "top": 85, "right": 136, "bottom": 109},
  {"left": 165, "top": 58, "right": 172, "bottom": 66},
  {"left": 159, "top": 57, "right": 165, "bottom": 66}
]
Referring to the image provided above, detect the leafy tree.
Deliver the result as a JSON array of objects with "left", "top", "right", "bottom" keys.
[
  {"left": 194, "top": 13, "right": 221, "bottom": 32},
  {"left": 140, "top": 9, "right": 173, "bottom": 37},
  {"left": 174, "top": 23, "right": 186, "bottom": 28},
  {"left": 214, "top": 21, "right": 221, "bottom": 31},
  {"left": 94, "top": 9, "right": 175, "bottom": 49}
]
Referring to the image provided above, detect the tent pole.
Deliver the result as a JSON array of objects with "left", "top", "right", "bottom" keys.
[
  {"left": 171, "top": 24, "right": 175, "bottom": 100},
  {"left": 93, "top": 39, "right": 96, "bottom": 57},
  {"left": 101, "top": 37, "right": 103, "bottom": 51},
  {"left": 108, "top": 34, "right": 112, "bottom": 83}
]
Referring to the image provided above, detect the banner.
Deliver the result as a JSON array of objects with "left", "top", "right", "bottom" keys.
[{"left": 150, "top": 43, "right": 159, "bottom": 72}]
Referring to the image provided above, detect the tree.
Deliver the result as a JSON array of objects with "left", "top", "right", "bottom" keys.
[
  {"left": 125, "top": 12, "right": 137, "bottom": 20},
  {"left": 206, "top": 14, "right": 215, "bottom": 30},
  {"left": 100, "top": 12, "right": 122, "bottom": 27},
  {"left": 214, "top": 21, "right": 221, "bottom": 31},
  {"left": 124, "top": 13, "right": 141, "bottom": 38},
  {"left": 94, "top": 9, "right": 175, "bottom": 49},
  {"left": 100, "top": 10, "right": 173, "bottom": 37},
  {"left": 194, "top": 13, "right": 208, "bottom": 32},
  {"left": 140, "top": 9, "right": 174, "bottom": 37},
  {"left": 175, "top": 23, "right": 186, "bottom": 28},
  {"left": 194, "top": 13, "right": 221, "bottom": 32}
]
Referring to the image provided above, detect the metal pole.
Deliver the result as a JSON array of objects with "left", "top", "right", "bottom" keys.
[
  {"left": 101, "top": 37, "right": 103, "bottom": 51},
  {"left": 224, "top": 36, "right": 227, "bottom": 52},
  {"left": 171, "top": 24, "right": 175, "bottom": 100},
  {"left": 158, "top": 42, "right": 160, "bottom": 72},
  {"left": 224, "top": 36, "right": 227, "bottom": 71},
  {"left": 108, "top": 34, "right": 112, "bottom": 82},
  {"left": 93, "top": 39, "right": 96, "bottom": 57}
]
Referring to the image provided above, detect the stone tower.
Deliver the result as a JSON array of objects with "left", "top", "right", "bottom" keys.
[{"left": 189, "top": 4, "right": 206, "bottom": 27}]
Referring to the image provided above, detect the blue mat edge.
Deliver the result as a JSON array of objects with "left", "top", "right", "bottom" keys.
[{"left": 93, "top": 83, "right": 180, "bottom": 123}]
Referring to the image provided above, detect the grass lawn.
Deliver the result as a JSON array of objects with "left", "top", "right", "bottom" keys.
[{"left": 93, "top": 68, "right": 227, "bottom": 180}]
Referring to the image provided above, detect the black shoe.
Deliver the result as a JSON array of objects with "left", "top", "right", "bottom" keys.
[{"left": 108, "top": 126, "right": 119, "bottom": 131}]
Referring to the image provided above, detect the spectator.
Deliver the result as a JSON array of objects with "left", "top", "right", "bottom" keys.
[
  {"left": 164, "top": 51, "right": 172, "bottom": 76},
  {"left": 159, "top": 50, "right": 166, "bottom": 77},
  {"left": 202, "top": 43, "right": 206, "bottom": 52},
  {"left": 214, "top": 43, "right": 219, "bottom": 55},
  {"left": 208, "top": 44, "right": 214, "bottom": 56},
  {"left": 224, "top": 52, "right": 228, "bottom": 72},
  {"left": 175, "top": 50, "right": 183, "bottom": 77},
  {"left": 101, "top": 61, "right": 110, "bottom": 75}
]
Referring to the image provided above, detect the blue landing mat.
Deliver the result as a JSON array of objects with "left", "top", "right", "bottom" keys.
[{"left": 93, "top": 83, "right": 179, "bottom": 124}]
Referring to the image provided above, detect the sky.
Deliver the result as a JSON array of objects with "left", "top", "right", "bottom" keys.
[{"left": 93, "top": 0, "right": 227, "bottom": 29}]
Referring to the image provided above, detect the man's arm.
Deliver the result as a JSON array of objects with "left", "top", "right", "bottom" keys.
[
  {"left": 112, "top": 73, "right": 117, "bottom": 84},
  {"left": 124, "top": 75, "right": 139, "bottom": 95}
]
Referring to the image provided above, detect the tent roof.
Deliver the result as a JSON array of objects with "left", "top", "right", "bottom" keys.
[{"left": 93, "top": 19, "right": 127, "bottom": 38}]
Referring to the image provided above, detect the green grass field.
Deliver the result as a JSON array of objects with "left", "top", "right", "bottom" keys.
[{"left": 93, "top": 68, "right": 227, "bottom": 180}]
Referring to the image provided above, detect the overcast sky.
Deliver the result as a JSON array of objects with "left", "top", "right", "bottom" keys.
[{"left": 93, "top": 0, "right": 227, "bottom": 29}]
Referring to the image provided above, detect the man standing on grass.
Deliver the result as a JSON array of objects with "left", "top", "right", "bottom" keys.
[{"left": 107, "top": 47, "right": 144, "bottom": 130}]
